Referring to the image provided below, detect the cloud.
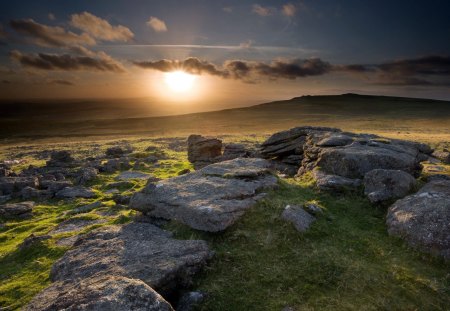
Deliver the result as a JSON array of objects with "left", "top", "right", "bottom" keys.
[
  {"left": 239, "top": 40, "right": 255, "bottom": 49},
  {"left": 70, "top": 12, "right": 134, "bottom": 42},
  {"left": 377, "top": 55, "right": 450, "bottom": 76},
  {"left": 223, "top": 7, "right": 233, "bottom": 13},
  {"left": 50, "top": 79, "right": 74, "bottom": 86},
  {"left": 10, "top": 50, "right": 126, "bottom": 73},
  {"left": 252, "top": 4, "right": 274, "bottom": 16},
  {"left": 146, "top": 17, "right": 168, "bottom": 32},
  {"left": 48, "top": 13, "right": 56, "bottom": 21},
  {"left": 282, "top": 3, "right": 296, "bottom": 17},
  {"left": 10, "top": 19, "right": 95, "bottom": 47},
  {"left": 134, "top": 57, "right": 331, "bottom": 82}
]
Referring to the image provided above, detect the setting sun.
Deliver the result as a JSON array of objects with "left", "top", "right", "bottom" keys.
[{"left": 164, "top": 71, "right": 196, "bottom": 93}]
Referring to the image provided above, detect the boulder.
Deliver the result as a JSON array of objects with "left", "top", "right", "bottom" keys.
[
  {"left": 130, "top": 158, "right": 277, "bottom": 232},
  {"left": 0, "top": 176, "right": 39, "bottom": 195},
  {"left": 313, "top": 169, "right": 361, "bottom": 192},
  {"left": 25, "top": 275, "right": 174, "bottom": 311},
  {"left": 386, "top": 179, "right": 450, "bottom": 260},
  {"left": 55, "top": 186, "right": 96, "bottom": 199},
  {"left": 46, "top": 150, "right": 75, "bottom": 167},
  {"left": 220, "top": 143, "right": 249, "bottom": 161},
  {"left": 363, "top": 169, "right": 416, "bottom": 204},
  {"left": 21, "top": 187, "right": 52, "bottom": 200},
  {"left": 432, "top": 150, "right": 450, "bottom": 164},
  {"left": 41, "top": 180, "right": 73, "bottom": 193},
  {"left": 75, "top": 167, "right": 98, "bottom": 185},
  {"left": 101, "top": 158, "right": 131, "bottom": 173},
  {"left": 0, "top": 195, "right": 11, "bottom": 204},
  {"left": 0, "top": 201, "right": 35, "bottom": 219},
  {"left": 106, "top": 146, "right": 132, "bottom": 158},
  {"left": 187, "top": 135, "right": 222, "bottom": 169},
  {"left": 281, "top": 205, "right": 316, "bottom": 232},
  {"left": 50, "top": 223, "right": 212, "bottom": 297}
]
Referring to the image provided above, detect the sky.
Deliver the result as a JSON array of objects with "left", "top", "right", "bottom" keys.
[{"left": 1, "top": 0, "right": 450, "bottom": 106}]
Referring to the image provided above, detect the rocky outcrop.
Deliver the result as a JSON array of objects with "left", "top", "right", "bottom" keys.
[
  {"left": 50, "top": 222, "right": 211, "bottom": 297},
  {"left": 187, "top": 135, "right": 222, "bottom": 169},
  {"left": 363, "top": 169, "right": 416, "bottom": 204},
  {"left": 25, "top": 275, "right": 174, "bottom": 311},
  {"left": 386, "top": 179, "right": 450, "bottom": 260},
  {"left": 0, "top": 176, "right": 39, "bottom": 195},
  {"left": 130, "top": 158, "right": 277, "bottom": 232},
  {"left": 0, "top": 201, "right": 35, "bottom": 219},
  {"left": 313, "top": 169, "right": 362, "bottom": 192}
]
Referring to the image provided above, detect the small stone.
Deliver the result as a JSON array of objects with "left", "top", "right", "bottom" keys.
[{"left": 281, "top": 205, "right": 316, "bottom": 232}]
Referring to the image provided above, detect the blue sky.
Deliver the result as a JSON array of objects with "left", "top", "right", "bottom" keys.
[{"left": 1, "top": 0, "right": 450, "bottom": 101}]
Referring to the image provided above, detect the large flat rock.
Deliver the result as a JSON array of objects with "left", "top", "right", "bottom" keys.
[
  {"left": 50, "top": 222, "right": 212, "bottom": 297},
  {"left": 130, "top": 158, "right": 278, "bottom": 232},
  {"left": 386, "top": 180, "right": 450, "bottom": 260}
]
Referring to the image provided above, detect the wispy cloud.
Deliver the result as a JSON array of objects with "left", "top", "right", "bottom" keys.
[
  {"left": 48, "top": 13, "right": 56, "bottom": 21},
  {"left": 146, "top": 17, "right": 168, "bottom": 32},
  {"left": 282, "top": 3, "right": 296, "bottom": 17},
  {"left": 70, "top": 12, "right": 134, "bottom": 42},
  {"left": 252, "top": 4, "right": 274, "bottom": 17}
]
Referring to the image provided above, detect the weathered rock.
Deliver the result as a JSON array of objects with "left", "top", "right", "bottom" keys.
[
  {"left": 432, "top": 150, "right": 450, "bottom": 164},
  {"left": 178, "top": 168, "right": 191, "bottom": 176},
  {"left": 363, "top": 169, "right": 416, "bottom": 204},
  {"left": 55, "top": 186, "right": 96, "bottom": 199},
  {"left": 50, "top": 223, "right": 212, "bottom": 297},
  {"left": 41, "top": 180, "right": 73, "bottom": 193},
  {"left": 304, "top": 203, "right": 323, "bottom": 216},
  {"left": 116, "top": 171, "right": 151, "bottom": 180},
  {"left": 101, "top": 158, "right": 132, "bottom": 173},
  {"left": 281, "top": 205, "right": 316, "bottom": 232},
  {"left": 25, "top": 275, "right": 174, "bottom": 311},
  {"left": 187, "top": 135, "right": 222, "bottom": 169},
  {"left": 130, "top": 158, "right": 277, "bottom": 232},
  {"left": 316, "top": 134, "right": 354, "bottom": 147},
  {"left": 0, "top": 195, "right": 11, "bottom": 204},
  {"left": 313, "top": 169, "right": 361, "bottom": 192},
  {"left": 386, "top": 179, "right": 450, "bottom": 260},
  {"left": 0, "top": 201, "right": 35, "bottom": 219},
  {"left": 48, "top": 150, "right": 73, "bottom": 163},
  {"left": 75, "top": 167, "right": 98, "bottom": 185},
  {"left": 0, "top": 176, "right": 39, "bottom": 195},
  {"left": 21, "top": 187, "right": 53, "bottom": 200},
  {"left": 220, "top": 143, "right": 249, "bottom": 161},
  {"left": 106, "top": 146, "right": 132, "bottom": 158}
]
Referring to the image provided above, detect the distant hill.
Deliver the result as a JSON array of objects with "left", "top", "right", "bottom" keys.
[{"left": 1, "top": 94, "right": 450, "bottom": 141}]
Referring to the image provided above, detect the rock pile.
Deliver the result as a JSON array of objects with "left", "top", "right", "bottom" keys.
[{"left": 130, "top": 158, "right": 277, "bottom": 232}]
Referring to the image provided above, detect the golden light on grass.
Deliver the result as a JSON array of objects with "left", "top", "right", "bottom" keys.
[{"left": 164, "top": 71, "right": 196, "bottom": 93}]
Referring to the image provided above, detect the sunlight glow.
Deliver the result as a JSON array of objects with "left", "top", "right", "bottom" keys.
[{"left": 164, "top": 71, "right": 196, "bottom": 93}]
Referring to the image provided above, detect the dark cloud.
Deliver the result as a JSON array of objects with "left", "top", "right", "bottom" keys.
[
  {"left": 377, "top": 55, "right": 450, "bottom": 75},
  {"left": 10, "top": 50, "right": 125, "bottom": 73},
  {"left": 50, "top": 79, "right": 74, "bottom": 86},
  {"left": 10, "top": 19, "right": 95, "bottom": 47},
  {"left": 134, "top": 57, "right": 332, "bottom": 81}
]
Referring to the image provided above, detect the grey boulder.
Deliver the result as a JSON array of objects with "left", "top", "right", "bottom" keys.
[
  {"left": 386, "top": 179, "right": 450, "bottom": 260},
  {"left": 187, "top": 135, "right": 222, "bottom": 169},
  {"left": 0, "top": 201, "right": 35, "bottom": 219},
  {"left": 363, "top": 169, "right": 416, "bottom": 204},
  {"left": 55, "top": 186, "right": 96, "bottom": 199},
  {"left": 313, "top": 169, "right": 361, "bottom": 192},
  {"left": 50, "top": 222, "right": 212, "bottom": 297},
  {"left": 25, "top": 275, "right": 174, "bottom": 311},
  {"left": 281, "top": 205, "right": 316, "bottom": 232},
  {"left": 130, "top": 158, "right": 277, "bottom": 232}
]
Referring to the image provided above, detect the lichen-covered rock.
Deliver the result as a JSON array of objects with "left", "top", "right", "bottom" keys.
[
  {"left": 363, "top": 169, "right": 416, "bottom": 204},
  {"left": 0, "top": 201, "right": 35, "bottom": 219},
  {"left": 106, "top": 146, "right": 132, "bottom": 158},
  {"left": 0, "top": 176, "right": 39, "bottom": 195},
  {"left": 50, "top": 223, "right": 212, "bottom": 297},
  {"left": 386, "top": 179, "right": 450, "bottom": 260},
  {"left": 130, "top": 158, "right": 277, "bottom": 232},
  {"left": 281, "top": 205, "right": 316, "bottom": 232},
  {"left": 55, "top": 186, "right": 96, "bottom": 199},
  {"left": 187, "top": 135, "right": 222, "bottom": 169},
  {"left": 25, "top": 275, "right": 174, "bottom": 311},
  {"left": 75, "top": 167, "right": 98, "bottom": 185}
]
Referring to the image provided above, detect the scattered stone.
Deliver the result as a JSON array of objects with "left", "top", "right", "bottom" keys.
[
  {"left": 105, "top": 188, "right": 120, "bottom": 194},
  {"left": 21, "top": 187, "right": 52, "bottom": 200},
  {"left": 281, "top": 205, "right": 316, "bottom": 232},
  {"left": 0, "top": 195, "right": 12, "bottom": 204},
  {"left": 363, "top": 169, "right": 416, "bottom": 204},
  {"left": 50, "top": 223, "right": 212, "bottom": 297},
  {"left": 107, "top": 181, "right": 134, "bottom": 189},
  {"left": 113, "top": 194, "right": 131, "bottom": 205},
  {"left": 130, "top": 158, "right": 277, "bottom": 232},
  {"left": 71, "top": 201, "right": 102, "bottom": 214},
  {"left": 313, "top": 169, "right": 361, "bottom": 192},
  {"left": 116, "top": 171, "right": 151, "bottom": 180},
  {"left": 106, "top": 146, "right": 132, "bottom": 158},
  {"left": 220, "top": 143, "right": 249, "bottom": 160},
  {"left": 187, "top": 134, "right": 222, "bottom": 169},
  {"left": 55, "top": 186, "right": 96, "bottom": 199},
  {"left": 178, "top": 168, "right": 191, "bottom": 176},
  {"left": 101, "top": 158, "right": 132, "bottom": 173},
  {"left": 18, "top": 234, "right": 51, "bottom": 251},
  {"left": 75, "top": 167, "right": 98, "bottom": 185},
  {"left": 386, "top": 179, "right": 450, "bottom": 260},
  {"left": 0, "top": 176, "right": 39, "bottom": 195},
  {"left": 304, "top": 203, "right": 323, "bottom": 215},
  {"left": 44, "top": 181, "right": 73, "bottom": 193},
  {"left": 24, "top": 275, "right": 174, "bottom": 311},
  {"left": 176, "top": 291, "right": 205, "bottom": 311},
  {"left": 50, "top": 218, "right": 106, "bottom": 234},
  {"left": 432, "top": 150, "right": 450, "bottom": 164},
  {"left": 46, "top": 150, "right": 74, "bottom": 167},
  {"left": 0, "top": 201, "right": 35, "bottom": 219},
  {"left": 144, "top": 155, "right": 159, "bottom": 164}
]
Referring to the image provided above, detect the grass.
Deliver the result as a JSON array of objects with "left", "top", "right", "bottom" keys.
[{"left": 1, "top": 133, "right": 450, "bottom": 310}]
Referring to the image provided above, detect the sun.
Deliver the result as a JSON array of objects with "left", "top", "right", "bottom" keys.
[{"left": 164, "top": 71, "right": 196, "bottom": 93}]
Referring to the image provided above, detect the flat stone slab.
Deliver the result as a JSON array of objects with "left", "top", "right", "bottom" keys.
[
  {"left": 50, "top": 222, "right": 212, "bottom": 297},
  {"left": 25, "top": 275, "right": 174, "bottom": 311},
  {"left": 130, "top": 158, "right": 278, "bottom": 232},
  {"left": 116, "top": 171, "right": 151, "bottom": 180},
  {"left": 55, "top": 186, "right": 96, "bottom": 199}
]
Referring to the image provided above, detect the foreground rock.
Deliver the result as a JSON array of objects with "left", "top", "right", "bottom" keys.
[
  {"left": 50, "top": 223, "right": 212, "bottom": 297},
  {"left": 187, "top": 135, "right": 222, "bottom": 169},
  {"left": 386, "top": 179, "right": 450, "bottom": 260},
  {"left": 25, "top": 275, "right": 174, "bottom": 311},
  {"left": 363, "top": 169, "right": 416, "bottom": 204},
  {"left": 281, "top": 205, "right": 316, "bottom": 232},
  {"left": 0, "top": 201, "right": 35, "bottom": 219},
  {"left": 130, "top": 158, "right": 277, "bottom": 232}
]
